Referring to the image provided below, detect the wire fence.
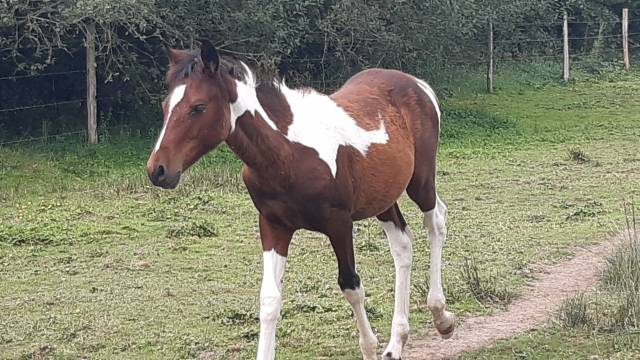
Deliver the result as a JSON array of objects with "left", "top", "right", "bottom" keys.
[
  {"left": 0, "top": 70, "right": 85, "bottom": 81},
  {"left": 0, "top": 130, "right": 86, "bottom": 146},
  {"left": 0, "top": 96, "right": 120, "bottom": 114},
  {"left": 1, "top": 13, "right": 639, "bottom": 146}
]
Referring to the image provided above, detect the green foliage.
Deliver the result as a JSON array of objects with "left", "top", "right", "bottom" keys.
[
  {"left": 1, "top": 0, "right": 637, "bottom": 141},
  {"left": 0, "top": 0, "right": 640, "bottom": 141}
]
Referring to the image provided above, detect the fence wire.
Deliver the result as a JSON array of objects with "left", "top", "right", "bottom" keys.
[
  {"left": 0, "top": 97, "right": 118, "bottom": 114},
  {"left": 0, "top": 70, "right": 84, "bottom": 81},
  {"left": 0, "top": 130, "right": 86, "bottom": 146}
]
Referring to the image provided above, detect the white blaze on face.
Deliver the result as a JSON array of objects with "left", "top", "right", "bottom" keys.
[{"left": 154, "top": 84, "right": 187, "bottom": 153}]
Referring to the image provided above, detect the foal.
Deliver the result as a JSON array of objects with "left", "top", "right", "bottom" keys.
[{"left": 146, "top": 41, "right": 454, "bottom": 360}]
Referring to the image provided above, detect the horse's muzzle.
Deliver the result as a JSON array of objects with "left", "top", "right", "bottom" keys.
[{"left": 148, "top": 164, "right": 181, "bottom": 189}]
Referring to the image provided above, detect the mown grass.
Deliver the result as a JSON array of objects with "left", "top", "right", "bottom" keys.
[{"left": 1, "top": 64, "right": 640, "bottom": 359}]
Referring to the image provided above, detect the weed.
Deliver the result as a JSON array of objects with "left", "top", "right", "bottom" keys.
[
  {"left": 220, "top": 309, "right": 256, "bottom": 326},
  {"left": 568, "top": 148, "right": 591, "bottom": 163},
  {"left": 557, "top": 293, "right": 594, "bottom": 328},
  {"left": 462, "top": 258, "right": 514, "bottom": 306},
  {"left": 0, "top": 223, "right": 55, "bottom": 246},
  {"left": 563, "top": 200, "right": 605, "bottom": 222},
  {"left": 167, "top": 220, "right": 218, "bottom": 238}
]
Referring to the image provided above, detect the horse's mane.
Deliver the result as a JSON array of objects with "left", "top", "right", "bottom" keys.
[{"left": 167, "top": 50, "right": 283, "bottom": 93}]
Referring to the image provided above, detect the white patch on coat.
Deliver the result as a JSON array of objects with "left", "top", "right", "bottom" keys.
[
  {"left": 256, "top": 249, "right": 287, "bottom": 360},
  {"left": 414, "top": 78, "right": 442, "bottom": 126},
  {"left": 229, "top": 62, "right": 278, "bottom": 133},
  {"left": 154, "top": 84, "right": 186, "bottom": 153},
  {"left": 228, "top": 63, "right": 389, "bottom": 177},
  {"left": 280, "top": 84, "right": 389, "bottom": 177}
]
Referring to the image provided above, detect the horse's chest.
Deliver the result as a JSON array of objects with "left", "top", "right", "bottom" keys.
[
  {"left": 243, "top": 173, "right": 336, "bottom": 231},
  {"left": 250, "top": 192, "right": 330, "bottom": 231}
]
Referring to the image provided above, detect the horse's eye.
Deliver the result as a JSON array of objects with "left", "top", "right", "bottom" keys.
[{"left": 190, "top": 104, "right": 206, "bottom": 117}]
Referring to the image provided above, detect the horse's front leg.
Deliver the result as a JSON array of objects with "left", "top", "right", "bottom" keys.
[
  {"left": 256, "top": 215, "right": 294, "bottom": 360},
  {"left": 328, "top": 214, "right": 378, "bottom": 360}
]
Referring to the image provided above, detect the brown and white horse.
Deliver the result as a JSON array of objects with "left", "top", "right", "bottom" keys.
[{"left": 146, "top": 41, "right": 454, "bottom": 360}]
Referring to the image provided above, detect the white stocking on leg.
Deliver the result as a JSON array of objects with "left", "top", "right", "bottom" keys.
[
  {"left": 380, "top": 221, "right": 413, "bottom": 359},
  {"left": 424, "top": 195, "right": 455, "bottom": 339}
]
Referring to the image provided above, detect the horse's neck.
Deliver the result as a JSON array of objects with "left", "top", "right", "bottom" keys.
[{"left": 225, "top": 84, "right": 293, "bottom": 176}]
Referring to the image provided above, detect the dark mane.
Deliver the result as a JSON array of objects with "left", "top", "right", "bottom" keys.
[{"left": 167, "top": 50, "right": 278, "bottom": 89}]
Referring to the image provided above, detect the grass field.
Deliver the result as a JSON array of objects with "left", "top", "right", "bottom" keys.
[{"left": 1, "top": 65, "right": 640, "bottom": 359}]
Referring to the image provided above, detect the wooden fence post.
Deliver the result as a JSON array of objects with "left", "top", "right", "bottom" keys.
[
  {"left": 85, "top": 22, "right": 98, "bottom": 144},
  {"left": 563, "top": 11, "right": 570, "bottom": 82},
  {"left": 487, "top": 20, "right": 494, "bottom": 94},
  {"left": 623, "top": 8, "right": 630, "bottom": 70},
  {"left": 42, "top": 119, "right": 48, "bottom": 144}
]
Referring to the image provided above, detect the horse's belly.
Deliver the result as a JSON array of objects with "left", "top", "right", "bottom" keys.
[{"left": 349, "top": 134, "right": 415, "bottom": 220}]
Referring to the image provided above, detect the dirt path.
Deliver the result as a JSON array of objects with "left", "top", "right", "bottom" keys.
[{"left": 404, "top": 235, "right": 622, "bottom": 359}]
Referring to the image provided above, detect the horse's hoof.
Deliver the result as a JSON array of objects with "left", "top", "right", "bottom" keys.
[
  {"left": 438, "top": 323, "right": 455, "bottom": 339},
  {"left": 435, "top": 312, "right": 456, "bottom": 339},
  {"left": 383, "top": 352, "right": 401, "bottom": 360}
]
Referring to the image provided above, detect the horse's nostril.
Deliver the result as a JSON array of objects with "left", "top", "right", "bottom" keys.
[{"left": 149, "top": 164, "right": 167, "bottom": 185}]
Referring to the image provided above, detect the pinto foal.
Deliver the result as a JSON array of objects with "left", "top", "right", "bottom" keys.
[{"left": 146, "top": 41, "right": 454, "bottom": 360}]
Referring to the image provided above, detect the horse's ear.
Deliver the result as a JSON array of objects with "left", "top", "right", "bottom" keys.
[
  {"left": 200, "top": 39, "right": 219, "bottom": 73},
  {"left": 167, "top": 47, "right": 190, "bottom": 66}
]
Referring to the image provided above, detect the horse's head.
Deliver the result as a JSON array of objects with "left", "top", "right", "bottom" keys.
[{"left": 147, "top": 41, "right": 237, "bottom": 189}]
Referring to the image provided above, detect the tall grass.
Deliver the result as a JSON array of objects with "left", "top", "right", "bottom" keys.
[
  {"left": 558, "top": 202, "right": 640, "bottom": 331},
  {"left": 602, "top": 203, "right": 640, "bottom": 330},
  {"left": 461, "top": 257, "right": 514, "bottom": 306}
]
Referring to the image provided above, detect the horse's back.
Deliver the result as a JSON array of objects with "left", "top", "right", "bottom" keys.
[{"left": 332, "top": 68, "right": 440, "bottom": 143}]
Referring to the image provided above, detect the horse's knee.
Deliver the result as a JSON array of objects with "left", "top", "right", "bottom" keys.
[
  {"left": 343, "top": 283, "right": 365, "bottom": 306},
  {"left": 381, "top": 221, "right": 414, "bottom": 269},
  {"left": 424, "top": 196, "right": 447, "bottom": 236},
  {"left": 338, "top": 271, "right": 361, "bottom": 292},
  {"left": 260, "top": 293, "right": 282, "bottom": 323}
]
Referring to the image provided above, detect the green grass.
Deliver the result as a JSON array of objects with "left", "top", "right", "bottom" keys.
[
  {"left": 2, "top": 66, "right": 640, "bottom": 359},
  {"left": 458, "top": 327, "right": 640, "bottom": 360},
  {"left": 463, "top": 206, "right": 640, "bottom": 360}
]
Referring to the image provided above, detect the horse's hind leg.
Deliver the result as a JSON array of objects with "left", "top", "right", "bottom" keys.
[
  {"left": 423, "top": 194, "right": 455, "bottom": 338},
  {"left": 407, "top": 147, "right": 455, "bottom": 339},
  {"left": 377, "top": 203, "right": 413, "bottom": 360}
]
